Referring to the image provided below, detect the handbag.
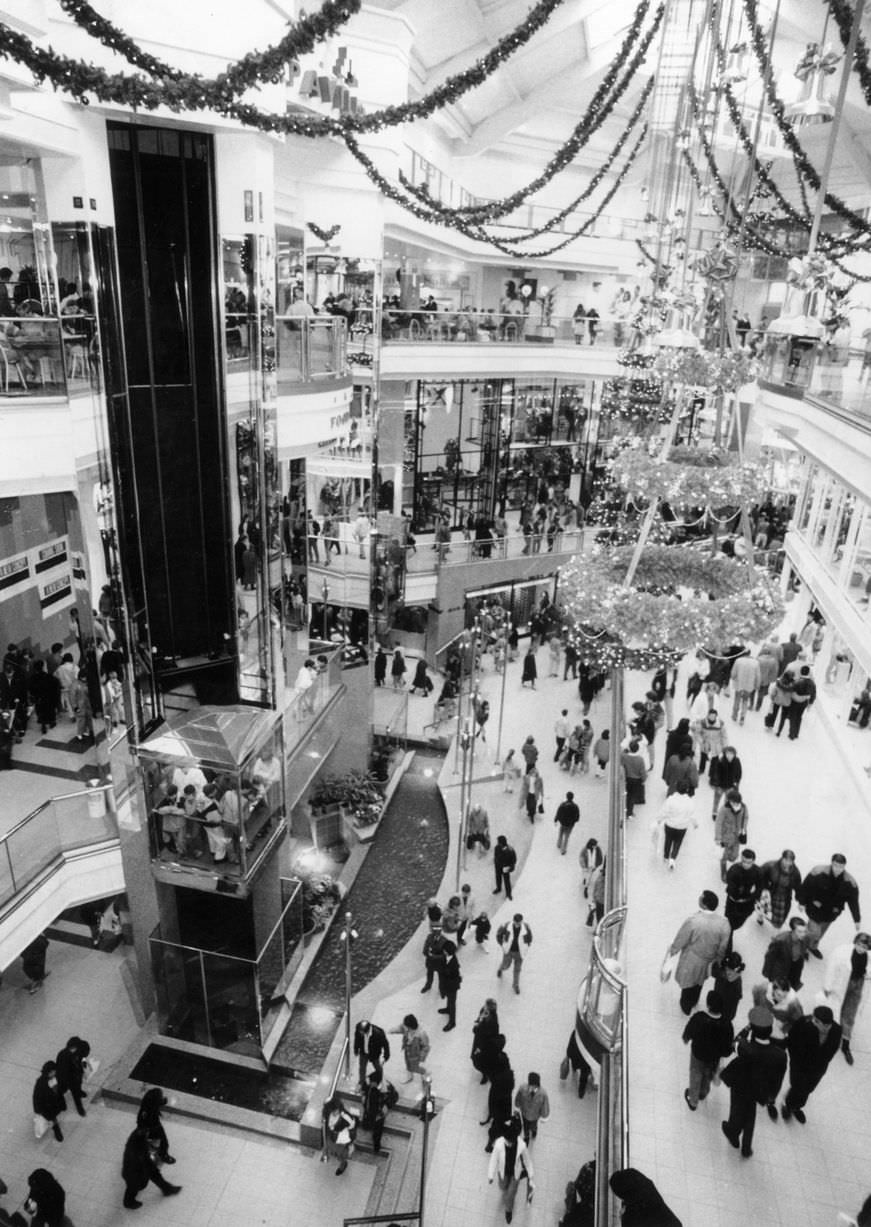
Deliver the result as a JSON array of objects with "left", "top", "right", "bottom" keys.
[
  {"left": 537, "top": 803, "right": 544, "bottom": 814},
  {"left": 33, "top": 1114, "right": 50, "bottom": 1140},
  {"left": 559, "top": 1056, "right": 570, "bottom": 1081}
]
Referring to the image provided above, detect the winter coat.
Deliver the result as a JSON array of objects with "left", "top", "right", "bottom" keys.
[{"left": 668, "top": 909, "right": 731, "bottom": 988}]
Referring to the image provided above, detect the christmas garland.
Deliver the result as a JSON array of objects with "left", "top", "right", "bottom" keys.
[
  {"left": 560, "top": 544, "right": 785, "bottom": 657},
  {"left": 0, "top": 0, "right": 568, "bottom": 136},
  {"left": 742, "top": 0, "right": 871, "bottom": 243},
  {"left": 397, "top": 0, "right": 662, "bottom": 223},
  {"left": 609, "top": 447, "right": 763, "bottom": 507},
  {"left": 57, "top": 0, "right": 359, "bottom": 91},
  {"left": 653, "top": 347, "right": 758, "bottom": 393},
  {"left": 307, "top": 222, "right": 341, "bottom": 244},
  {"left": 828, "top": 0, "right": 871, "bottom": 113}
]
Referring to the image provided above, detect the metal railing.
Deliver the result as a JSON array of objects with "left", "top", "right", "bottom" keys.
[
  {"left": 0, "top": 784, "right": 117, "bottom": 909},
  {"left": 382, "top": 309, "right": 629, "bottom": 347},
  {"left": 410, "top": 525, "right": 585, "bottom": 570},
  {"left": 0, "top": 315, "right": 96, "bottom": 397},
  {"left": 274, "top": 314, "right": 347, "bottom": 383}
]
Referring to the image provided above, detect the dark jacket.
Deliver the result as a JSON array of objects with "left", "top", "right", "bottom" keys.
[
  {"left": 487, "top": 1060, "right": 515, "bottom": 1118},
  {"left": 682, "top": 1011, "right": 734, "bottom": 1065},
  {"left": 354, "top": 1022, "right": 390, "bottom": 1065},
  {"left": 786, "top": 1015, "right": 842, "bottom": 1089},
  {"left": 555, "top": 799, "right": 580, "bottom": 829},
  {"left": 796, "top": 865, "right": 861, "bottom": 924},
  {"left": 609, "top": 1168, "right": 682, "bottom": 1226},
  {"left": 56, "top": 1038, "right": 90, "bottom": 1096},
  {"left": 439, "top": 952, "right": 462, "bottom": 993},
  {"left": 26, "top": 1169, "right": 65, "bottom": 1227},
  {"left": 662, "top": 754, "right": 698, "bottom": 796},
  {"left": 122, "top": 1127, "right": 163, "bottom": 1192},
  {"left": 759, "top": 859, "right": 802, "bottom": 900},
  {"left": 32, "top": 1065, "right": 66, "bottom": 1121},
  {"left": 709, "top": 754, "right": 742, "bottom": 790},
  {"left": 762, "top": 929, "right": 810, "bottom": 982},
  {"left": 725, "top": 862, "right": 762, "bottom": 907},
  {"left": 494, "top": 842, "right": 517, "bottom": 873},
  {"left": 721, "top": 1034, "right": 787, "bottom": 1105}
]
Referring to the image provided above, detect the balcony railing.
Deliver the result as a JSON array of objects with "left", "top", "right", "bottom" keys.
[
  {"left": 0, "top": 315, "right": 96, "bottom": 398},
  {"left": 275, "top": 315, "right": 347, "bottom": 384},
  {"left": 382, "top": 309, "right": 628, "bottom": 347},
  {"left": 0, "top": 784, "right": 118, "bottom": 909},
  {"left": 149, "top": 876, "right": 304, "bottom": 1054}
]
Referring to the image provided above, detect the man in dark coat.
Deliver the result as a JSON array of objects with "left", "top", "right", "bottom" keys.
[
  {"left": 724, "top": 849, "right": 763, "bottom": 930},
  {"left": 437, "top": 939, "right": 462, "bottom": 1030},
  {"left": 720, "top": 1006, "right": 787, "bottom": 1157},
  {"left": 25, "top": 1169, "right": 66, "bottom": 1227},
  {"left": 796, "top": 854, "right": 862, "bottom": 957},
  {"left": 780, "top": 1005, "right": 842, "bottom": 1123},
  {"left": 493, "top": 835, "right": 517, "bottom": 900},
  {"left": 55, "top": 1036, "right": 90, "bottom": 1117},
  {"left": 554, "top": 791, "right": 580, "bottom": 855},
  {"left": 353, "top": 1020, "right": 391, "bottom": 1088},
  {"left": 609, "top": 1168, "right": 682, "bottom": 1226},
  {"left": 420, "top": 929, "right": 446, "bottom": 993},
  {"left": 121, "top": 1126, "right": 181, "bottom": 1209},
  {"left": 32, "top": 1062, "right": 66, "bottom": 1142}
]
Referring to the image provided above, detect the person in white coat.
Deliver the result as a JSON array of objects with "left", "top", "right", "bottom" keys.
[
  {"left": 823, "top": 931, "right": 871, "bottom": 1066},
  {"left": 488, "top": 1113, "right": 534, "bottom": 1223},
  {"left": 654, "top": 780, "right": 698, "bottom": 869}
]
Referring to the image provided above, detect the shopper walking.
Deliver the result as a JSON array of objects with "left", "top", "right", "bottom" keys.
[
  {"left": 579, "top": 838, "right": 603, "bottom": 897},
  {"left": 786, "top": 665, "right": 816, "bottom": 739},
  {"left": 514, "top": 1073, "right": 550, "bottom": 1144},
  {"left": 780, "top": 1005, "right": 841, "bottom": 1123},
  {"left": 390, "top": 1014, "right": 430, "bottom": 1086},
  {"left": 682, "top": 990, "right": 733, "bottom": 1111},
  {"left": 420, "top": 929, "right": 447, "bottom": 993},
  {"left": 714, "top": 789, "right": 749, "bottom": 883},
  {"left": 361, "top": 1069, "right": 397, "bottom": 1154},
  {"left": 520, "top": 735, "right": 539, "bottom": 773},
  {"left": 621, "top": 739, "right": 647, "bottom": 818},
  {"left": 518, "top": 767, "right": 544, "bottom": 822},
  {"left": 554, "top": 791, "right": 580, "bottom": 854},
  {"left": 664, "top": 891, "right": 731, "bottom": 1015},
  {"left": 32, "top": 1063, "right": 65, "bottom": 1143},
  {"left": 757, "top": 849, "right": 802, "bottom": 930},
  {"left": 55, "top": 1037, "right": 90, "bottom": 1118},
  {"left": 554, "top": 709, "right": 570, "bottom": 762},
  {"left": 493, "top": 836, "right": 517, "bottom": 900},
  {"left": 609, "top": 1169, "right": 682, "bottom": 1226},
  {"left": 391, "top": 648, "right": 406, "bottom": 689},
  {"left": 796, "top": 854, "right": 862, "bottom": 957},
  {"left": 437, "top": 940, "right": 462, "bottom": 1031},
  {"left": 466, "top": 803, "right": 491, "bottom": 854},
  {"left": 482, "top": 1053, "right": 515, "bottom": 1151},
  {"left": 136, "top": 1088, "right": 175, "bottom": 1164},
  {"left": 471, "top": 998, "right": 502, "bottom": 1084},
  {"left": 724, "top": 850, "right": 763, "bottom": 930},
  {"left": 654, "top": 780, "right": 697, "bottom": 869},
  {"left": 761, "top": 918, "right": 810, "bottom": 991},
  {"left": 497, "top": 914, "right": 533, "bottom": 994},
  {"left": 730, "top": 651, "right": 760, "bottom": 724},
  {"left": 121, "top": 1126, "right": 182, "bottom": 1208},
  {"left": 708, "top": 745, "right": 742, "bottom": 818},
  {"left": 719, "top": 1006, "right": 786, "bottom": 1157},
  {"left": 24, "top": 1169, "right": 66, "bottom": 1227},
  {"left": 662, "top": 739, "right": 699, "bottom": 797},
  {"left": 353, "top": 1020, "right": 391, "bottom": 1089},
  {"left": 823, "top": 932, "right": 871, "bottom": 1066},
  {"left": 321, "top": 1094, "right": 357, "bottom": 1175},
  {"left": 521, "top": 648, "right": 537, "bottom": 690},
  {"left": 21, "top": 932, "right": 50, "bottom": 994},
  {"left": 487, "top": 1114, "right": 534, "bottom": 1224}
]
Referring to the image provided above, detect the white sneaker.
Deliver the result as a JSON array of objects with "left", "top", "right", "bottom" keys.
[{"left": 668, "top": 858, "right": 675, "bottom": 870}]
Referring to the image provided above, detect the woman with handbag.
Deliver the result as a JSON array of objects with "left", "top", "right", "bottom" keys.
[
  {"left": 390, "top": 1015, "right": 430, "bottom": 1087},
  {"left": 321, "top": 1095, "right": 357, "bottom": 1176},
  {"left": 32, "top": 1063, "right": 65, "bottom": 1143},
  {"left": 518, "top": 768, "right": 544, "bottom": 822}
]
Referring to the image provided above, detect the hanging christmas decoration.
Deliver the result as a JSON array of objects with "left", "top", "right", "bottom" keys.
[
  {"left": 609, "top": 446, "right": 763, "bottom": 507},
  {"left": 307, "top": 222, "right": 342, "bottom": 244},
  {"left": 0, "top": 0, "right": 572, "bottom": 137},
  {"left": 560, "top": 543, "right": 784, "bottom": 656}
]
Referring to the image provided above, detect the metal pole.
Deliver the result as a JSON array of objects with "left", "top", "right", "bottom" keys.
[
  {"left": 463, "top": 696, "right": 479, "bottom": 876},
  {"left": 605, "top": 667, "right": 625, "bottom": 914},
  {"left": 343, "top": 910, "right": 352, "bottom": 1080},
  {"left": 419, "top": 1073, "right": 433, "bottom": 1227},
  {"left": 594, "top": 1050, "right": 613, "bottom": 1227},
  {"left": 494, "top": 621, "right": 510, "bottom": 763},
  {"left": 455, "top": 719, "right": 471, "bottom": 892}
]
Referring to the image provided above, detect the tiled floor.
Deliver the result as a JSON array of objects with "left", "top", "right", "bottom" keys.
[{"left": 1, "top": 632, "right": 869, "bottom": 1226}]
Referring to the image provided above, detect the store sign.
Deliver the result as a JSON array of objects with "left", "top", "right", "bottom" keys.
[
  {"left": 0, "top": 549, "right": 31, "bottom": 601},
  {"left": 34, "top": 536, "right": 68, "bottom": 574},
  {"left": 38, "top": 571, "right": 74, "bottom": 618}
]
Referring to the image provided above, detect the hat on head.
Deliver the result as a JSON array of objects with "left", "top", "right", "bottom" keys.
[{"left": 813, "top": 1005, "right": 834, "bottom": 1025}]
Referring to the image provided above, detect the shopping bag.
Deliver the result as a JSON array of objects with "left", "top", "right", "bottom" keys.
[{"left": 33, "top": 1114, "right": 50, "bottom": 1140}]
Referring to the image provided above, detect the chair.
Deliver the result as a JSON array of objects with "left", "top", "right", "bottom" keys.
[
  {"left": 0, "top": 342, "right": 28, "bottom": 391},
  {"left": 66, "top": 341, "right": 88, "bottom": 380}
]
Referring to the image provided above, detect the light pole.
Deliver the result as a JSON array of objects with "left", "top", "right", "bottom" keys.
[
  {"left": 455, "top": 717, "right": 472, "bottom": 892},
  {"left": 340, "top": 909, "right": 357, "bottom": 1080},
  {"left": 418, "top": 1072, "right": 435, "bottom": 1227},
  {"left": 321, "top": 576, "right": 330, "bottom": 642}
]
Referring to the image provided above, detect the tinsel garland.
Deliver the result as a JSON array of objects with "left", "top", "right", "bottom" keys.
[
  {"left": 57, "top": 0, "right": 359, "bottom": 92},
  {"left": 0, "top": 0, "right": 568, "bottom": 136},
  {"left": 560, "top": 544, "right": 785, "bottom": 655},
  {"left": 397, "top": 0, "right": 662, "bottom": 223},
  {"left": 742, "top": 0, "right": 871, "bottom": 244},
  {"left": 828, "top": 0, "right": 871, "bottom": 114},
  {"left": 307, "top": 222, "right": 341, "bottom": 244},
  {"left": 344, "top": 124, "right": 647, "bottom": 258},
  {"left": 652, "top": 347, "right": 758, "bottom": 393},
  {"left": 609, "top": 447, "right": 763, "bottom": 507}
]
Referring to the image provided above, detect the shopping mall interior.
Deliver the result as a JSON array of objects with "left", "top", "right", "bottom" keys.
[{"left": 1, "top": 1, "right": 871, "bottom": 1224}]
